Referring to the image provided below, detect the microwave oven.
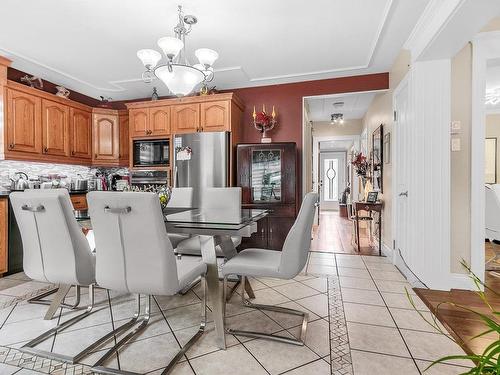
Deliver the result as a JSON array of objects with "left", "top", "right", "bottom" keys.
[{"left": 133, "top": 139, "right": 170, "bottom": 167}]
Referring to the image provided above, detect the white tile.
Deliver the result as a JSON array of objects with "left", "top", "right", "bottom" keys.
[
  {"left": 381, "top": 292, "right": 428, "bottom": 311},
  {"left": 401, "top": 329, "right": 470, "bottom": 366},
  {"left": 258, "top": 277, "right": 295, "bottom": 288},
  {"left": 226, "top": 310, "right": 283, "bottom": 341},
  {"left": 164, "top": 303, "right": 212, "bottom": 331},
  {"left": 415, "top": 360, "right": 473, "bottom": 375},
  {"left": 52, "top": 320, "right": 116, "bottom": 354},
  {"left": 244, "top": 333, "right": 320, "bottom": 375},
  {"left": 0, "top": 281, "right": 50, "bottom": 297},
  {"left": 339, "top": 276, "right": 377, "bottom": 290},
  {"left": 370, "top": 270, "right": 407, "bottom": 282},
  {"left": 288, "top": 318, "right": 330, "bottom": 357},
  {"left": 261, "top": 301, "right": 319, "bottom": 329},
  {"left": 274, "top": 282, "right": 319, "bottom": 300},
  {"left": 0, "top": 316, "right": 57, "bottom": 347},
  {"left": 341, "top": 287, "right": 385, "bottom": 306},
  {"left": 347, "top": 322, "right": 410, "bottom": 357},
  {"left": 306, "top": 264, "right": 337, "bottom": 276},
  {"left": 250, "top": 288, "right": 291, "bottom": 306},
  {"left": 351, "top": 350, "right": 419, "bottom": 375},
  {"left": 335, "top": 255, "right": 366, "bottom": 269},
  {"left": 307, "top": 257, "right": 336, "bottom": 266},
  {"left": 148, "top": 361, "right": 195, "bottom": 375},
  {"left": 295, "top": 294, "right": 329, "bottom": 317},
  {"left": 337, "top": 267, "right": 372, "bottom": 279},
  {"left": 390, "top": 308, "right": 444, "bottom": 333},
  {"left": 362, "top": 255, "right": 391, "bottom": 263},
  {"left": 365, "top": 262, "right": 400, "bottom": 272},
  {"left": 282, "top": 359, "right": 330, "bottom": 375},
  {"left": 300, "top": 277, "right": 328, "bottom": 293},
  {"left": 343, "top": 302, "right": 395, "bottom": 327},
  {"left": 374, "top": 280, "right": 416, "bottom": 295},
  {"left": 0, "top": 362, "right": 21, "bottom": 375},
  {"left": 190, "top": 344, "right": 268, "bottom": 375}
]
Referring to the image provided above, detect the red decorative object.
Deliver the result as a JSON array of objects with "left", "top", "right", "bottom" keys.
[
  {"left": 253, "top": 104, "right": 277, "bottom": 143},
  {"left": 351, "top": 152, "right": 369, "bottom": 177}
]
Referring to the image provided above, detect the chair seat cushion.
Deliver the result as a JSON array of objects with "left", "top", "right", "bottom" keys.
[
  {"left": 168, "top": 233, "right": 191, "bottom": 249},
  {"left": 222, "top": 248, "right": 282, "bottom": 278},
  {"left": 176, "top": 256, "right": 207, "bottom": 292},
  {"left": 176, "top": 236, "right": 241, "bottom": 257}
]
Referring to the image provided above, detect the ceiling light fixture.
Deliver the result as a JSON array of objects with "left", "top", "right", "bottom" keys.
[
  {"left": 330, "top": 113, "right": 344, "bottom": 125},
  {"left": 137, "top": 5, "right": 217, "bottom": 96}
]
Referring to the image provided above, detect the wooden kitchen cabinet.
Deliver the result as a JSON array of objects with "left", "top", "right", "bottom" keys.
[
  {"left": 171, "top": 103, "right": 200, "bottom": 134},
  {"left": 200, "top": 100, "right": 230, "bottom": 132},
  {"left": 42, "top": 99, "right": 70, "bottom": 157},
  {"left": 118, "top": 111, "right": 129, "bottom": 164},
  {"left": 0, "top": 198, "right": 7, "bottom": 274},
  {"left": 129, "top": 108, "right": 149, "bottom": 137},
  {"left": 70, "top": 108, "right": 92, "bottom": 159},
  {"left": 6, "top": 88, "right": 42, "bottom": 154},
  {"left": 149, "top": 106, "right": 170, "bottom": 136},
  {"left": 93, "top": 109, "right": 119, "bottom": 165}
]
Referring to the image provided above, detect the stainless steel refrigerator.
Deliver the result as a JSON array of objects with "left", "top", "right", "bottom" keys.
[{"left": 173, "top": 131, "right": 230, "bottom": 193}]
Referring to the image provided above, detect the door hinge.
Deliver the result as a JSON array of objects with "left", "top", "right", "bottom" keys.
[
  {"left": 393, "top": 110, "right": 397, "bottom": 122},
  {"left": 393, "top": 240, "right": 396, "bottom": 249}
]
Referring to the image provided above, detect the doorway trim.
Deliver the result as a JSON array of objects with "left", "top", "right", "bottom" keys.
[{"left": 471, "top": 31, "right": 500, "bottom": 281}]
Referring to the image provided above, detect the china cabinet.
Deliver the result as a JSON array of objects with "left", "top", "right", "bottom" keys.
[{"left": 237, "top": 142, "right": 297, "bottom": 251}]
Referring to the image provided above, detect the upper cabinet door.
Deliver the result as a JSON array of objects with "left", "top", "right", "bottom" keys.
[
  {"left": 6, "top": 89, "right": 42, "bottom": 154},
  {"left": 200, "top": 100, "right": 230, "bottom": 132},
  {"left": 42, "top": 99, "right": 70, "bottom": 156},
  {"left": 150, "top": 106, "right": 170, "bottom": 136},
  {"left": 171, "top": 104, "right": 200, "bottom": 134},
  {"left": 69, "top": 108, "right": 92, "bottom": 159},
  {"left": 129, "top": 108, "right": 149, "bottom": 137},
  {"left": 119, "top": 114, "right": 129, "bottom": 163},
  {"left": 93, "top": 113, "right": 119, "bottom": 161}
]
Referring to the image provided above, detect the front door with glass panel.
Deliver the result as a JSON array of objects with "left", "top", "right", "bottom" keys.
[{"left": 319, "top": 152, "right": 346, "bottom": 210}]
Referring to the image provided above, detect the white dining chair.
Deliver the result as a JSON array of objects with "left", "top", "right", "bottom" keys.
[
  {"left": 87, "top": 191, "right": 207, "bottom": 375},
  {"left": 167, "top": 187, "right": 194, "bottom": 249},
  {"left": 175, "top": 187, "right": 242, "bottom": 257},
  {"left": 10, "top": 189, "right": 96, "bottom": 362},
  {"left": 221, "top": 192, "right": 318, "bottom": 346}
]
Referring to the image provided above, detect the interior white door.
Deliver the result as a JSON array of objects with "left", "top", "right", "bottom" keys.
[
  {"left": 394, "top": 79, "right": 410, "bottom": 272},
  {"left": 319, "top": 152, "right": 346, "bottom": 210}
]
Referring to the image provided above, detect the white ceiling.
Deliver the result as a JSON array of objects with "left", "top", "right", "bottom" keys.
[
  {"left": 486, "top": 58, "right": 500, "bottom": 113},
  {"left": 320, "top": 140, "right": 354, "bottom": 151},
  {"left": 305, "top": 91, "right": 379, "bottom": 122},
  {"left": 0, "top": 0, "right": 430, "bottom": 100}
]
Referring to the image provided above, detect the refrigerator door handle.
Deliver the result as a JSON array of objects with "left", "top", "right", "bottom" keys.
[{"left": 174, "top": 165, "right": 178, "bottom": 188}]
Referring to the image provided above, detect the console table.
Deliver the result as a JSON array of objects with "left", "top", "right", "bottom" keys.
[{"left": 353, "top": 201, "right": 383, "bottom": 255}]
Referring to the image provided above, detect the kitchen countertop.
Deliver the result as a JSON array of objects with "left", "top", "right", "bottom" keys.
[{"left": 0, "top": 190, "right": 90, "bottom": 197}]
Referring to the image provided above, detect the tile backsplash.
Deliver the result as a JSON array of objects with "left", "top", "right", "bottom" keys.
[{"left": 0, "top": 160, "right": 128, "bottom": 190}]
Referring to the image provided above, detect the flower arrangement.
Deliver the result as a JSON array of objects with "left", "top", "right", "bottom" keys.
[
  {"left": 351, "top": 152, "right": 369, "bottom": 177},
  {"left": 124, "top": 184, "right": 172, "bottom": 211},
  {"left": 253, "top": 104, "right": 277, "bottom": 142}
]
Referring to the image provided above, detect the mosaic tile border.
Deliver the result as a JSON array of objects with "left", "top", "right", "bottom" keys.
[
  {"left": 0, "top": 284, "right": 57, "bottom": 310},
  {"left": 328, "top": 276, "right": 353, "bottom": 375}
]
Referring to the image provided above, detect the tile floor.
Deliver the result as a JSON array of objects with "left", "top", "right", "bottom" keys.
[{"left": 0, "top": 253, "right": 473, "bottom": 374}]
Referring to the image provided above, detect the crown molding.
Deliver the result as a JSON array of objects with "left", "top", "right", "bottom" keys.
[{"left": 404, "top": 0, "right": 467, "bottom": 62}]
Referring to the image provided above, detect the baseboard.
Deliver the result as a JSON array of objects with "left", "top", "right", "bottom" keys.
[{"left": 449, "top": 272, "right": 476, "bottom": 291}]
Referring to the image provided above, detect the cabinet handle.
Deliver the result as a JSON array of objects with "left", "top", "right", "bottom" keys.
[
  {"left": 119, "top": 154, "right": 122, "bottom": 158},
  {"left": 8, "top": 144, "right": 14, "bottom": 150},
  {"left": 95, "top": 153, "right": 98, "bottom": 158},
  {"left": 71, "top": 151, "right": 75, "bottom": 156},
  {"left": 43, "top": 147, "right": 48, "bottom": 154}
]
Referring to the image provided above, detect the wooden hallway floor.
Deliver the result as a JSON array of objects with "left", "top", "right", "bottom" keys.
[{"left": 311, "top": 211, "right": 380, "bottom": 256}]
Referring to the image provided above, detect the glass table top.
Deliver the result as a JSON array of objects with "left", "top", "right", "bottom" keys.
[{"left": 165, "top": 208, "right": 267, "bottom": 226}]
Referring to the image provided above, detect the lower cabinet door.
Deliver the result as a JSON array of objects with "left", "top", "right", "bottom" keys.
[
  {"left": 240, "top": 217, "right": 268, "bottom": 250},
  {"left": 0, "top": 199, "right": 8, "bottom": 274},
  {"left": 267, "top": 217, "right": 295, "bottom": 251}
]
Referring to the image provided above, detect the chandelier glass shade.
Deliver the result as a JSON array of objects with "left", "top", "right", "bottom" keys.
[
  {"left": 330, "top": 113, "right": 344, "bottom": 125},
  {"left": 136, "top": 6, "right": 217, "bottom": 96}
]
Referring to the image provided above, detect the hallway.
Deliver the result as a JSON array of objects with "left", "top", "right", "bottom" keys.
[{"left": 311, "top": 211, "right": 380, "bottom": 256}]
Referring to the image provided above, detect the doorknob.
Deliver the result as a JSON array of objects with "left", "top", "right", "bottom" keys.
[{"left": 399, "top": 191, "right": 408, "bottom": 197}]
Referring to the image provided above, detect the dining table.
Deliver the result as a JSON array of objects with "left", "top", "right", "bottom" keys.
[{"left": 75, "top": 206, "right": 268, "bottom": 350}]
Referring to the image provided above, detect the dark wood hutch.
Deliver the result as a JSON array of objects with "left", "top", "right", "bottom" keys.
[{"left": 236, "top": 142, "right": 297, "bottom": 251}]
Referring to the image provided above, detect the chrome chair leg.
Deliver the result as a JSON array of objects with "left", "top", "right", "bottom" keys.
[
  {"left": 28, "top": 284, "right": 82, "bottom": 320},
  {"left": 20, "top": 284, "right": 96, "bottom": 362},
  {"left": 225, "top": 276, "right": 308, "bottom": 346}
]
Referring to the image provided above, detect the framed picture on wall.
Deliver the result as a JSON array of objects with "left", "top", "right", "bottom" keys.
[
  {"left": 485, "top": 137, "right": 497, "bottom": 184},
  {"left": 372, "top": 125, "right": 383, "bottom": 192}
]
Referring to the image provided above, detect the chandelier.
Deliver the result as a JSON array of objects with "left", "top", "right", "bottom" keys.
[
  {"left": 330, "top": 113, "right": 344, "bottom": 125},
  {"left": 136, "top": 5, "right": 218, "bottom": 97}
]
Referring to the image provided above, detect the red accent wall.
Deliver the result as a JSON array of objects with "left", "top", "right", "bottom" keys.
[{"left": 229, "top": 72, "right": 389, "bottom": 196}]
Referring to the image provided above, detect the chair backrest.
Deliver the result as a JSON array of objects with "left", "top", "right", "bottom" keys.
[
  {"left": 200, "top": 187, "right": 241, "bottom": 210},
  {"left": 486, "top": 185, "right": 500, "bottom": 234},
  {"left": 87, "top": 191, "right": 180, "bottom": 295},
  {"left": 10, "top": 189, "right": 94, "bottom": 286},
  {"left": 168, "top": 187, "right": 193, "bottom": 208},
  {"left": 279, "top": 192, "right": 318, "bottom": 278}
]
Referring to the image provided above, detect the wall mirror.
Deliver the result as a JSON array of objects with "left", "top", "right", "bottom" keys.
[{"left": 372, "top": 124, "right": 383, "bottom": 192}]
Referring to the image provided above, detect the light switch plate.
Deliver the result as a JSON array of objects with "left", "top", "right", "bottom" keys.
[
  {"left": 451, "top": 121, "right": 461, "bottom": 134},
  {"left": 451, "top": 138, "right": 461, "bottom": 151}
]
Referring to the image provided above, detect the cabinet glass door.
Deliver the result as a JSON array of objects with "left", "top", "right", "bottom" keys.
[{"left": 251, "top": 149, "right": 282, "bottom": 202}]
